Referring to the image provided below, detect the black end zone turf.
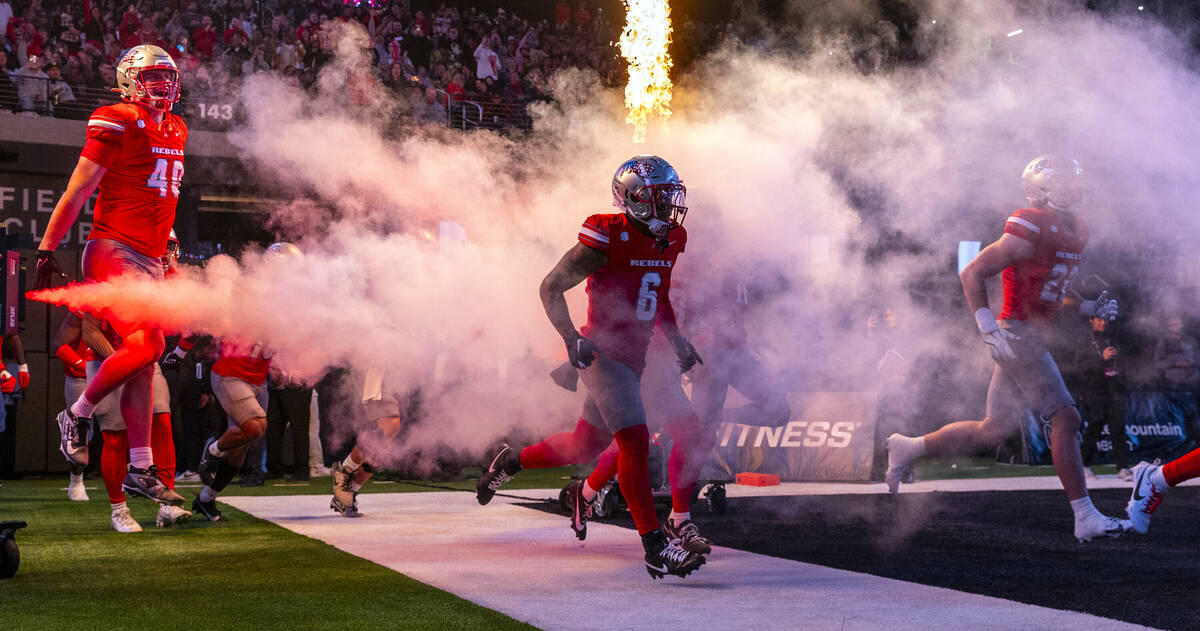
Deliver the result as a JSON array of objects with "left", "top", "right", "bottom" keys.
[{"left": 525, "top": 487, "right": 1200, "bottom": 630}]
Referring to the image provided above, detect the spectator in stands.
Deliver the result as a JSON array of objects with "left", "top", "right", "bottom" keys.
[
  {"left": 224, "top": 30, "right": 251, "bottom": 77},
  {"left": 474, "top": 33, "right": 499, "bottom": 81},
  {"left": 12, "top": 52, "right": 47, "bottom": 113},
  {"left": 274, "top": 31, "right": 300, "bottom": 70},
  {"left": 384, "top": 61, "right": 412, "bottom": 93},
  {"left": 45, "top": 62, "right": 75, "bottom": 104},
  {"left": 404, "top": 22, "right": 432, "bottom": 72},
  {"left": 555, "top": 1, "right": 571, "bottom": 29},
  {"left": 412, "top": 86, "right": 446, "bottom": 124},
  {"left": 243, "top": 45, "right": 270, "bottom": 75},
  {"left": 1080, "top": 315, "right": 1131, "bottom": 480},
  {"left": 192, "top": 14, "right": 219, "bottom": 59},
  {"left": 1154, "top": 315, "right": 1199, "bottom": 389},
  {"left": 82, "top": 5, "right": 103, "bottom": 44},
  {"left": 121, "top": 16, "right": 165, "bottom": 50},
  {"left": 224, "top": 16, "right": 248, "bottom": 46},
  {"left": 0, "top": 50, "right": 15, "bottom": 107},
  {"left": 0, "top": 0, "right": 11, "bottom": 46}
]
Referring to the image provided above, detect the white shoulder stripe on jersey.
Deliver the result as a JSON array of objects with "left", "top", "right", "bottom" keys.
[
  {"left": 579, "top": 226, "right": 610, "bottom": 243},
  {"left": 1006, "top": 216, "right": 1040, "bottom": 234},
  {"left": 87, "top": 119, "right": 125, "bottom": 132}
]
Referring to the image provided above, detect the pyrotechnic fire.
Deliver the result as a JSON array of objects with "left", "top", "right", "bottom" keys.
[{"left": 618, "top": 0, "right": 674, "bottom": 143}]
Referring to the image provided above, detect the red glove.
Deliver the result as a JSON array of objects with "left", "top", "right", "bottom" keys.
[
  {"left": 0, "top": 371, "right": 15, "bottom": 393},
  {"left": 17, "top": 364, "right": 29, "bottom": 388}
]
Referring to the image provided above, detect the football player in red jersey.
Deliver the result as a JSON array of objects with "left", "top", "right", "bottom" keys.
[
  {"left": 1126, "top": 447, "right": 1200, "bottom": 534},
  {"left": 885, "top": 155, "right": 1128, "bottom": 542},
  {"left": 477, "top": 155, "right": 706, "bottom": 579},
  {"left": 33, "top": 44, "right": 187, "bottom": 506},
  {"left": 51, "top": 312, "right": 94, "bottom": 502},
  {"left": 328, "top": 368, "right": 415, "bottom": 518},
  {"left": 563, "top": 334, "right": 713, "bottom": 555},
  {"left": 191, "top": 243, "right": 301, "bottom": 522}
]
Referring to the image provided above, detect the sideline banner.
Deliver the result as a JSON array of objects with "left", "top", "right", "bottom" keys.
[
  {"left": 710, "top": 392, "right": 877, "bottom": 481},
  {"left": 1021, "top": 391, "right": 1197, "bottom": 465}
]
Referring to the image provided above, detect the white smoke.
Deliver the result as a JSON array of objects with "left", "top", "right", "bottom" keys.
[{"left": 40, "top": 3, "right": 1200, "bottom": 470}]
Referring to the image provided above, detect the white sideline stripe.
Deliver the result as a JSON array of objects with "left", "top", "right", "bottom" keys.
[
  {"left": 223, "top": 492, "right": 1150, "bottom": 631},
  {"left": 723, "top": 473, "right": 1200, "bottom": 499},
  {"left": 1007, "top": 216, "right": 1041, "bottom": 233}
]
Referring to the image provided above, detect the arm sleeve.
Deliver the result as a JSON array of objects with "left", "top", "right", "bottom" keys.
[
  {"left": 55, "top": 343, "right": 83, "bottom": 366},
  {"left": 656, "top": 282, "right": 681, "bottom": 337},
  {"left": 577, "top": 215, "right": 610, "bottom": 251}
]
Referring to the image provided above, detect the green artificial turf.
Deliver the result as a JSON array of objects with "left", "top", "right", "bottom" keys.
[{"left": 0, "top": 478, "right": 538, "bottom": 631}]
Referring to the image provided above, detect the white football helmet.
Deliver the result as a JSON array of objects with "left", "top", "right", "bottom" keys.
[
  {"left": 1022, "top": 154, "right": 1084, "bottom": 212},
  {"left": 115, "top": 44, "right": 180, "bottom": 108}
]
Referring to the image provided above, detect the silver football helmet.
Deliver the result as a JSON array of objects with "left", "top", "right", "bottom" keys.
[
  {"left": 611, "top": 155, "right": 687, "bottom": 239},
  {"left": 265, "top": 242, "right": 303, "bottom": 262},
  {"left": 1022, "top": 154, "right": 1084, "bottom": 212},
  {"left": 114, "top": 44, "right": 180, "bottom": 106}
]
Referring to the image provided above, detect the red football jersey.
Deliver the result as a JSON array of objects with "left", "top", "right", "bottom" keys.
[
  {"left": 578, "top": 213, "right": 687, "bottom": 373},
  {"left": 212, "top": 342, "right": 271, "bottom": 386},
  {"left": 997, "top": 208, "right": 1089, "bottom": 325},
  {"left": 81, "top": 102, "right": 188, "bottom": 258}
]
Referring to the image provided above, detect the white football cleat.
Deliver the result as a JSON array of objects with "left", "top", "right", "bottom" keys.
[
  {"left": 156, "top": 504, "right": 192, "bottom": 528},
  {"left": 1074, "top": 513, "right": 1131, "bottom": 543},
  {"left": 1126, "top": 460, "right": 1166, "bottom": 535},
  {"left": 111, "top": 506, "right": 143, "bottom": 533},
  {"left": 67, "top": 479, "right": 89, "bottom": 501}
]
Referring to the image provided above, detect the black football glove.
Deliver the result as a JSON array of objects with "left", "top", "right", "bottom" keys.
[
  {"left": 671, "top": 336, "right": 703, "bottom": 374},
  {"left": 565, "top": 334, "right": 600, "bottom": 369},
  {"left": 32, "top": 250, "right": 68, "bottom": 291}
]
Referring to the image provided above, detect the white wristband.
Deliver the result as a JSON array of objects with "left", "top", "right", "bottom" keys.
[
  {"left": 17, "top": 363, "right": 28, "bottom": 373},
  {"left": 974, "top": 307, "right": 999, "bottom": 334},
  {"left": 172, "top": 346, "right": 187, "bottom": 358}
]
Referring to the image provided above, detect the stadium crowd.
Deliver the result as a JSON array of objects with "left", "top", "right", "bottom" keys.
[{"left": 0, "top": 0, "right": 671, "bottom": 126}]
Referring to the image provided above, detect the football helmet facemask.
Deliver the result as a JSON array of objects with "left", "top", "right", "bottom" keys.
[
  {"left": 115, "top": 44, "right": 181, "bottom": 108},
  {"left": 611, "top": 155, "right": 687, "bottom": 241},
  {"left": 1022, "top": 154, "right": 1085, "bottom": 212},
  {"left": 162, "top": 229, "right": 180, "bottom": 273}
]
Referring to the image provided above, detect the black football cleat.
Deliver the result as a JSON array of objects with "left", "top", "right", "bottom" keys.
[
  {"left": 564, "top": 480, "right": 595, "bottom": 541},
  {"left": 644, "top": 532, "right": 705, "bottom": 579},
  {"left": 192, "top": 495, "right": 223, "bottom": 522},
  {"left": 476, "top": 445, "right": 521, "bottom": 505},
  {"left": 123, "top": 465, "right": 185, "bottom": 506},
  {"left": 197, "top": 438, "right": 222, "bottom": 487}
]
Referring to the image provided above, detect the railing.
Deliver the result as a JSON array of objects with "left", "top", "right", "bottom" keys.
[{"left": 0, "top": 74, "right": 536, "bottom": 133}]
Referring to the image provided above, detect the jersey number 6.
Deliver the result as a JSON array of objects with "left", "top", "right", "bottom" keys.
[
  {"left": 147, "top": 158, "right": 184, "bottom": 198},
  {"left": 635, "top": 272, "right": 661, "bottom": 321}
]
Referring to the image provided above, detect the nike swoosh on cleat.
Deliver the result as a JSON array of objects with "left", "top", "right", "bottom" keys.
[
  {"left": 1132, "top": 470, "right": 1149, "bottom": 502},
  {"left": 646, "top": 563, "right": 667, "bottom": 573}
]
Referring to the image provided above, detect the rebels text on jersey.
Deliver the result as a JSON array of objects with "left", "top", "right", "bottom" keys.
[
  {"left": 80, "top": 102, "right": 188, "bottom": 258},
  {"left": 212, "top": 342, "right": 271, "bottom": 386},
  {"left": 997, "top": 207, "right": 1089, "bottom": 325},
  {"left": 578, "top": 213, "right": 686, "bottom": 373}
]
